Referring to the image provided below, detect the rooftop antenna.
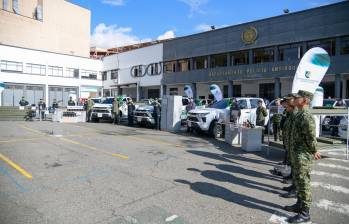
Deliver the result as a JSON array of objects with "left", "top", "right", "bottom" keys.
[
  {"left": 283, "top": 9, "right": 290, "bottom": 14},
  {"left": 211, "top": 25, "right": 216, "bottom": 30}
]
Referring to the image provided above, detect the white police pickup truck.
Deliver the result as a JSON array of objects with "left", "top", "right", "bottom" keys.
[
  {"left": 90, "top": 96, "right": 131, "bottom": 122},
  {"left": 187, "top": 97, "right": 268, "bottom": 138}
]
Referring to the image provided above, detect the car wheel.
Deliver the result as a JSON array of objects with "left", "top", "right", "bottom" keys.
[{"left": 210, "top": 121, "right": 222, "bottom": 138}]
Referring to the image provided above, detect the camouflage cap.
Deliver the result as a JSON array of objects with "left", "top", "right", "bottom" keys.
[
  {"left": 283, "top": 93, "right": 297, "bottom": 99},
  {"left": 295, "top": 90, "right": 314, "bottom": 101}
]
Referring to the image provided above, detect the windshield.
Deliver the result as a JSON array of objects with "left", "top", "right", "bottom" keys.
[
  {"left": 101, "top": 98, "right": 114, "bottom": 104},
  {"left": 91, "top": 98, "right": 101, "bottom": 103},
  {"left": 209, "top": 99, "right": 229, "bottom": 109},
  {"left": 323, "top": 99, "right": 335, "bottom": 107}
]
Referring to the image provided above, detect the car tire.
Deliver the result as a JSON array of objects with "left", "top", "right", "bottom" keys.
[{"left": 209, "top": 120, "right": 222, "bottom": 138}]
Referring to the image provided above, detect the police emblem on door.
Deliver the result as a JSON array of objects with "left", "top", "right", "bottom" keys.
[{"left": 241, "top": 26, "right": 258, "bottom": 45}]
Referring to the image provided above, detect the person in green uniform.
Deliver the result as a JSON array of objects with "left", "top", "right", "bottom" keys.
[
  {"left": 86, "top": 97, "right": 94, "bottom": 122},
  {"left": 68, "top": 97, "right": 76, "bottom": 106},
  {"left": 280, "top": 94, "right": 297, "bottom": 198},
  {"left": 112, "top": 97, "right": 120, "bottom": 125},
  {"left": 286, "top": 90, "right": 321, "bottom": 223},
  {"left": 256, "top": 99, "right": 268, "bottom": 143},
  {"left": 272, "top": 98, "right": 282, "bottom": 141}
]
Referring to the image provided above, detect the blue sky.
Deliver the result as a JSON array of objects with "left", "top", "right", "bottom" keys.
[{"left": 69, "top": 0, "right": 342, "bottom": 48}]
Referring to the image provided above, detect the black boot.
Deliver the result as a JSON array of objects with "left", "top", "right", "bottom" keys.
[
  {"left": 284, "top": 199, "right": 301, "bottom": 213},
  {"left": 280, "top": 189, "right": 296, "bottom": 198},
  {"left": 282, "top": 184, "right": 295, "bottom": 192},
  {"left": 288, "top": 206, "right": 310, "bottom": 223}
]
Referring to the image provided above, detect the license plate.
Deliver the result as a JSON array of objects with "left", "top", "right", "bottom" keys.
[
  {"left": 137, "top": 117, "right": 142, "bottom": 122},
  {"left": 98, "top": 113, "right": 102, "bottom": 118},
  {"left": 188, "top": 121, "right": 192, "bottom": 127}
]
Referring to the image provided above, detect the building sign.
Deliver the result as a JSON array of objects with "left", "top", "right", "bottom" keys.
[
  {"left": 241, "top": 26, "right": 258, "bottom": 45},
  {"left": 208, "top": 64, "right": 297, "bottom": 78}
]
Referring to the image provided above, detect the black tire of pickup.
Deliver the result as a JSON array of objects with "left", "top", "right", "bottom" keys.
[{"left": 209, "top": 120, "right": 222, "bottom": 138}]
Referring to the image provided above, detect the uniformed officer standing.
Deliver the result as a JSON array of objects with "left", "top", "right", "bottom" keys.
[
  {"left": 153, "top": 99, "right": 161, "bottom": 130},
  {"left": 112, "top": 97, "right": 120, "bottom": 125},
  {"left": 280, "top": 94, "right": 297, "bottom": 198},
  {"left": 285, "top": 90, "right": 321, "bottom": 223},
  {"left": 86, "top": 97, "right": 94, "bottom": 122},
  {"left": 127, "top": 99, "right": 135, "bottom": 127},
  {"left": 19, "top": 96, "right": 29, "bottom": 106},
  {"left": 256, "top": 99, "right": 268, "bottom": 143},
  {"left": 68, "top": 97, "right": 76, "bottom": 106},
  {"left": 272, "top": 98, "right": 282, "bottom": 141}
]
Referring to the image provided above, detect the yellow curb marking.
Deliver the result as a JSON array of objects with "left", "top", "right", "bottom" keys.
[{"left": 0, "top": 153, "right": 33, "bottom": 179}]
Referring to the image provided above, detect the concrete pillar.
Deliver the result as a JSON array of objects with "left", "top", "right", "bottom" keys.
[
  {"left": 227, "top": 53, "right": 231, "bottom": 67},
  {"left": 192, "top": 83, "right": 197, "bottom": 99},
  {"left": 335, "top": 37, "right": 341, "bottom": 56},
  {"left": 274, "top": 46, "right": 278, "bottom": 62},
  {"left": 207, "top": 55, "right": 211, "bottom": 68},
  {"left": 45, "top": 84, "right": 49, "bottom": 104},
  {"left": 228, "top": 80, "right": 234, "bottom": 97},
  {"left": 274, "top": 78, "right": 281, "bottom": 98},
  {"left": 189, "top": 58, "right": 194, "bottom": 70},
  {"left": 248, "top": 49, "right": 253, "bottom": 64},
  {"left": 335, "top": 74, "right": 342, "bottom": 99}
]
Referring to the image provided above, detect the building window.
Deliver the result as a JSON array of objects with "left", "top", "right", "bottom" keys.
[
  {"left": 65, "top": 68, "right": 79, "bottom": 78},
  {"left": 147, "top": 63, "right": 162, "bottom": 75},
  {"left": 178, "top": 59, "right": 190, "bottom": 72},
  {"left": 80, "top": 70, "right": 97, "bottom": 80},
  {"left": 26, "top": 63, "right": 45, "bottom": 75},
  {"left": 47, "top": 66, "right": 63, "bottom": 77},
  {"left": 211, "top": 53, "right": 227, "bottom": 68},
  {"left": 278, "top": 44, "right": 302, "bottom": 61},
  {"left": 231, "top": 51, "right": 249, "bottom": 65},
  {"left": 340, "top": 36, "right": 349, "bottom": 55},
  {"left": 111, "top": 69, "right": 118, "bottom": 79},
  {"left": 12, "top": 0, "right": 19, "bottom": 14},
  {"left": 102, "top": 71, "right": 107, "bottom": 81},
  {"left": 164, "top": 61, "right": 176, "bottom": 73},
  {"left": 307, "top": 38, "right": 336, "bottom": 56},
  {"left": 2, "top": 0, "right": 8, "bottom": 10},
  {"left": 253, "top": 48, "right": 274, "bottom": 64},
  {"left": 169, "top": 88, "right": 178, "bottom": 95},
  {"left": 0, "top": 60, "right": 23, "bottom": 72},
  {"left": 193, "top": 56, "right": 208, "bottom": 70}
]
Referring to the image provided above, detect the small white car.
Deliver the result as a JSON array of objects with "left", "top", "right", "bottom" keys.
[{"left": 187, "top": 97, "right": 268, "bottom": 138}]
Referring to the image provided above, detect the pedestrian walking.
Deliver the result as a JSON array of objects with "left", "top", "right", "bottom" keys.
[
  {"left": 38, "top": 99, "right": 46, "bottom": 120},
  {"left": 256, "top": 99, "right": 267, "bottom": 143},
  {"left": 285, "top": 90, "right": 321, "bottom": 223}
]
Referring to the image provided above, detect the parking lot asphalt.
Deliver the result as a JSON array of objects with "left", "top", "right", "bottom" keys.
[{"left": 0, "top": 121, "right": 348, "bottom": 224}]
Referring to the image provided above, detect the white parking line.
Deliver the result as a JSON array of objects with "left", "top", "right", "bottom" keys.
[
  {"left": 311, "top": 171, "right": 349, "bottom": 181},
  {"left": 317, "top": 163, "right": 349, "bottom": 171},
  {"left": 327, "top": 152, "right": 347, "bottom": 156},
  {"left": 165, "top": 215, "right": 178, "bottom": 222},
  {"left": 312, "top": 182, "right": 349, "bottom": 194},
  {"left": 320, "top": 148, "right": 346, "bottom": 152},
  {"left": 324, "top": 157, "right": 349, "bottom": 163},
  {"left": 315, "top": 199, "right": 349, "bottom": 215}
]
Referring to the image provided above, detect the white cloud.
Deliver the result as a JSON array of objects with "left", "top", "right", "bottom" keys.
[
  {"left": 178, "top": 0, "right": 209, "bottom": 17},
  {"left": 195, "top": 23, "right": 228, "bottom": 32},
  {"left": 90, "top": 23, "right": 151, "bottom": 49},
  {"left": 102, "top": 0, "right": 124, "bottom": 6},
  {"left": 157, "top": 30, "right": 175, "bottom": 40}
]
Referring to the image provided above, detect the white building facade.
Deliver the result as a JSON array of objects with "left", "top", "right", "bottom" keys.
[
  {"left": 0, "top": 44, "right": 103, "bottom": 107},
  {"left": 102, "top": 43, "right": 163, "bottom": 100}
]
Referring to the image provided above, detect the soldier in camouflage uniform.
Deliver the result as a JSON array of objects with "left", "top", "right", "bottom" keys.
[
  {"left": 280, "top": 94, "right": 297, "bottom": 198},
  {"left": 286, "top": 90, "right": 321, "bottom": 224},
  {"left": 272, "top": 98, "right": 282, "bottom": 141}
]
